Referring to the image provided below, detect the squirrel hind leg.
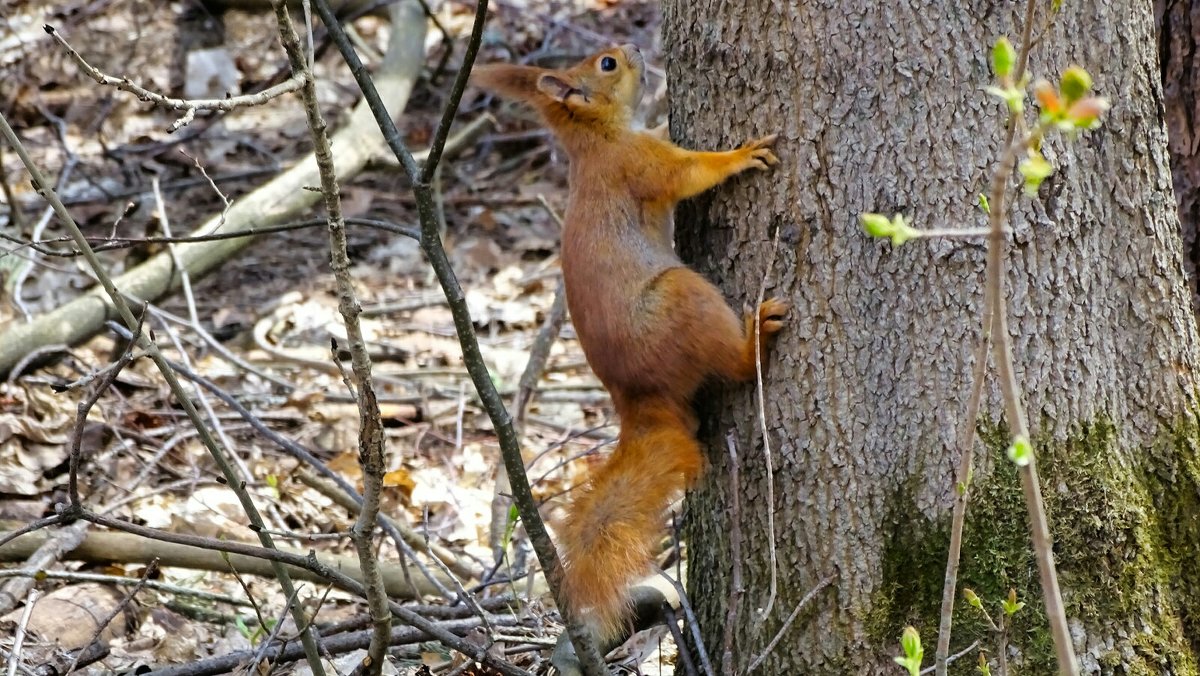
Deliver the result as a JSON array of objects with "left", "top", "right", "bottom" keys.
[
  {"left": 735, "top": 297, "right": 789, "bottom": 379},
  {"left": 649, "top": 268, "right": 787, "bottom": 384}
]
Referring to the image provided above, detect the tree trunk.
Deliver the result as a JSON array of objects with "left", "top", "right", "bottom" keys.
[
  {"left": 662, "top": 1, "right": 1200, "bottom": 673},
  {"left": 1158, "top": 0, "right": 1200, "bottom": 311}
]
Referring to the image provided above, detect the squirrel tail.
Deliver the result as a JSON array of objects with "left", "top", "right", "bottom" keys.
[{"left": 557, "top": 402, "right": 703, "bottom": 639}]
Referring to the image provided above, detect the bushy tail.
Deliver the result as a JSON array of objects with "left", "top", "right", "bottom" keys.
[{"left": 557, "top": 404, "right": 703, "bottom": 639}]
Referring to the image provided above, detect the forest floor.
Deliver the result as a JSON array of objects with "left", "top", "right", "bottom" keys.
[{"left": 0, "top": 0, "right": 679, "bottom": 673}]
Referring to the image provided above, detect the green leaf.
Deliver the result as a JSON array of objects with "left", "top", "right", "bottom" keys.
[
  {"left": 1002, "top": 588, "right": 1026, "bottom": 615},
  {"left": 1007, "top": 435, "right": 1034, "bottom": 467},
  {"left": 1018, "top": 153, "right": 1054, "bottom": 196},
  {"left": 964, "top": 588, "right": 983, "bottom": 610},
  {"left": 1059, "top": 66, "right": 1093, "bottom": 103},
  {"left": 895, "top": 656, "right": 920, "bottom": 675},
  {"left": 985, "top": 85, "right": 1024, "bottom": 114},
  {"left": 902, "top": 626, "right": 923, "bottom": 660},
  {"left": 501, "top": 504, "right": 520, "bottom": 550},
  {"left": 991, "top": 37, "right": 1016, "bottom": 79},
  {"left": 977, "top": 193, "right": 990, "bottom": 214},
  {"left": 895, "top": 626, "right": 923, "bottom": 675},
  {"left": 860, "top": 213, "right": 894, "bottom": 238},
  {"left": 860, "top": 213, "right": 920, "bottom": 246},
  {"left": 978, "top": 652, "right": 993, "bottom": 675}
]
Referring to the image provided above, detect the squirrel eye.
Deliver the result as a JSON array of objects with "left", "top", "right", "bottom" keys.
[{"left": 599, "top": 56, "right": 618, "bottom": 72}]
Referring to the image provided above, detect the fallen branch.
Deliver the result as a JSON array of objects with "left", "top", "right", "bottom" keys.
[{"left": 0, "top": 522, "right": 451, "bottom": 600}]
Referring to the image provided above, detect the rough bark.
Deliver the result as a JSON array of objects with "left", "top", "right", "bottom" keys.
[
  {"left": 1158, "top": 0, "right": 1200, "bottom": 310},
  {"left": 662, "top": 0, "right": 1200, "bottom": 673}
]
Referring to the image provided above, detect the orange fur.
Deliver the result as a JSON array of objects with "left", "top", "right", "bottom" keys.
[{"left": 475, "top": 44, "right": 787, "bottom": 640}]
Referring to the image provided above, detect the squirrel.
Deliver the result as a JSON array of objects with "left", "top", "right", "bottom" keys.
[{"left": 473, "top": 43, "right": 788, "bottom": 640}]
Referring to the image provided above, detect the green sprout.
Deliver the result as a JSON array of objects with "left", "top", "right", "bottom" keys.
[
  {"left": 964, "top": 587, "right": 984, "bottom": 611},
  {"left": 1001, "top": 588, "right": 1026, "bottom": 616},
  {"left": 991, "top": 37, "right": 1016, "bottom": 79},
  {"left": 1007, "top": 435, "right": 1033, "bottom": 467},
  {"left": 1018, "top": 151, "right": 1054, "bottom": 196},
  {"left": 985, "top": 84, "right": 1025, "bottom": 115},
  {"left": 895, "top": 626, "right": 924, "bottom": 675},
  {"left": 861, "top": 213, "right": 920, "bottom": 246}
]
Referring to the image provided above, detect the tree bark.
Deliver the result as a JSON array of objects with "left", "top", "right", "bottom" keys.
[
  {"left": 1158, "top": 0, "right": 1200, "bottom": 310},
  {"left": 662, "top": 1, "right": 1200, "bottom": 673}
]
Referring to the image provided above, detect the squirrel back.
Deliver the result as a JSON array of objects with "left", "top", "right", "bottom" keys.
[{"left": 475, "top": 45, "right": 788, "bottom": 642}]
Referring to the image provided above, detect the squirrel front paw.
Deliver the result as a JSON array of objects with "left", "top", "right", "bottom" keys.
[{"left": 739, "top": 134, "right": 779, "bottom": 170}]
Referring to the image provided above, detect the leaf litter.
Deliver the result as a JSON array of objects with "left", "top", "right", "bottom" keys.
[{"left": 0, "top": 0, "right": 679, "bottom": 672}]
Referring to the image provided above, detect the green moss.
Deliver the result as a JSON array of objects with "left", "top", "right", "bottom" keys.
[{"left": 868, "top": 415, "right": 1200, "bottom": 674}]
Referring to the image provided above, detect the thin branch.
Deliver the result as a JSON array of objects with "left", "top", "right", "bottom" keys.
[
  {"left": 0, "top": 568, "right": 250, "bottom": 606},
  {"left": 64, "top": 560, "right": 160, "bottom": 674},
  {"left": 662, "top": 604, "right": 700, "bottom": 676},
  {"left": 752, "top": 227, "right": 782, "bottom": 622},
  {"left": 308, "top": 0, "right": 608, "bottom": 672},
  {"left": 106, "top": 320, "right": 458, "bottom": 603},
  {"left": 975, "top": 1, "right": 1077, "bottom": 668},
  {"left": 0, "top": 103, "right": 330, "bottom": 671},
  {"left": 914, "top": 227, "right": 994, "bottom": 239},
  {"left": 921, "top": 640, "right": 981, "bottom": 675},
  {"left": 655, "top": 570, "right": 714, "bottom": 676},
  {"left": 45, "top": 24, "right": 304, "bottom": 131},
  {"left": 271, "top": 0, "right": 391, "bottom": 669},
  {"left": 75, "top": 509, "right": 530, "bottom": 676},
  {"left": 934, "top": 1, "right": 1078, "bottom": 672},
  {"left": 419, "top": 0, "right": 488, "bottom": 181},
  {"left": 721, "top": 432, "right": 745, "bottom": 676},
  {"left": 934, "top": 304, "right": 994, "bottom": 674},
  {"left": 746, "top": 575, "right": 835, "bottom": 672},
  {"left": 5, "top": 588, "right": 38, "bottom": 676}
]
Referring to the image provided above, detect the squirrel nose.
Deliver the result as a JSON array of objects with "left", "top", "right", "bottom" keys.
[{"left": 619, "top": 43, "right": 645, "bottom": 72}]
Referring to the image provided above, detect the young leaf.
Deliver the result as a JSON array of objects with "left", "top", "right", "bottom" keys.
[
  {"left": 1002, "top": 588, "right": 1026, "bottom": 615},
  {"left": 964, "top": 587, "right": 983, "bottom": 610},
  {"left": 991, "top": 37, "right": 1016, "bottom": 79},
  {"left": 861, "top": 213, "right": 894, "bottom": 238},
  {"left": 985, "top": 85, "right": 1024, "bottom": 114},
  {"left": 1007, "top": 435, "right": 1034, "bottom": 467},
  {"left": 1066, "top": 96, "right": 1110, "bottom": 129},
  {"left": 1059, "top": 66, "right": 1093, "bottom": 103},
  {"left": 859, "top": 213, "right": 920, "bottom": 246},
  {"left": 1033, "top": 79, "right": 1062, "bottom": 116},
  {"left": 1018, "top": 153, "right": 1054, "bottom": 196},
  {"left": 894, "top": 626, "right": 924, "bottom": 676}
]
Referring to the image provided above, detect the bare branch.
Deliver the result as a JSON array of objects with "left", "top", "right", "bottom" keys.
[{"left": 44, "top": 24, "right": 304, "bottom": 131}]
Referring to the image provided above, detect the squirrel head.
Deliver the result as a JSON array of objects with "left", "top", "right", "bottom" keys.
[{"left": 473, "top": 44, "right": 646, "bottom": 136}]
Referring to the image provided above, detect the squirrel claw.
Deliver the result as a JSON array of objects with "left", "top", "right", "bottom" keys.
[
  {"left": 756, "top": 298, "right": 790, "bottom": 334},
  {"left": 742, "top": 134, "right": 780, "bottom": 170}
]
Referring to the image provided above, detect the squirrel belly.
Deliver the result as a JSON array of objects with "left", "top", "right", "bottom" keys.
[{"left": 474, "top": 43, "right": 788, "bottom": 640}]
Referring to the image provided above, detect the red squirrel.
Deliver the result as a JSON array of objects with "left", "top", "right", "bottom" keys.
[{"left": 473, "top": 44, "right": 787, "bottom": 640}]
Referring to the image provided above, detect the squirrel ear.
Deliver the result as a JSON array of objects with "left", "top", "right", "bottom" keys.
[
  {"left": 536, "top": 74, "right": 578, "bottom": 103},
  {"left": 471, "top": 64, "right": 540, "bottom": 101}
]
